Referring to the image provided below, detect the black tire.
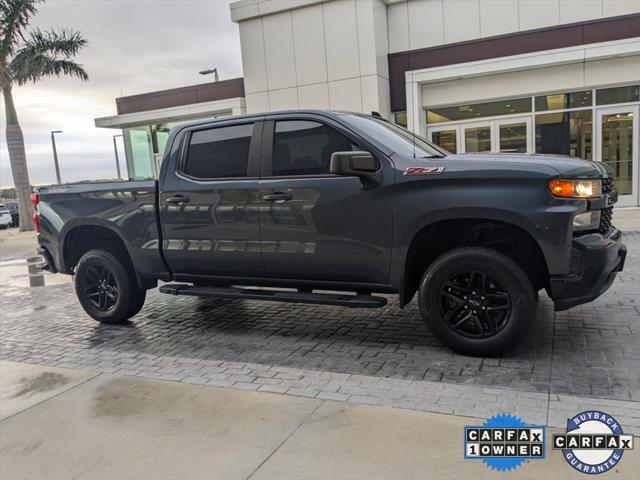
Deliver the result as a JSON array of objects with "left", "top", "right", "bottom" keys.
[
  {"left": 74, "top": 249, "right": 145, "bottom": 324},
  {"left": 418, "top": 247, "right": 535, "bottom": 356},
  {"left": 126, "top": 287, "right": 147, "bottom": 318}
]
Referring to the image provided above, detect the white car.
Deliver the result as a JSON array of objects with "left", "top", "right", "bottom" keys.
[{"left": 0, "top": 204, "right": 13, "bottom": 229}]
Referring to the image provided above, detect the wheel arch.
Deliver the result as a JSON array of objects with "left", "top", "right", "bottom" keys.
[
  {"left": 397, "top": 214, "right": 549, "bottom": 307},
  {"left": 59, "top": 218, "right": 145, "bottom": 290}
]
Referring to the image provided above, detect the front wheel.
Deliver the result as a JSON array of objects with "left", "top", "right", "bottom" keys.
[
  {"left": 418, "top": 247, "right": 535, "bottom": 356},
  {"left": 74, "top": 249, "right": 145, "bottom": 324}
]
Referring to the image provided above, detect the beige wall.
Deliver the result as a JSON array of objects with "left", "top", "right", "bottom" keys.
[
  {"left": 232, "top": 0, "right": 639, "bottom": 117},
  {"left": 236, "top": 0, "right": 391, "bottom": 117},
  {"left": 388, "top": 0, "right": 640, "bottom": 53}
]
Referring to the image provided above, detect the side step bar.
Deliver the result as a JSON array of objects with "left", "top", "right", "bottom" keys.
[{"left": 159, "top": 283, "right": 387, "bottom": 308}]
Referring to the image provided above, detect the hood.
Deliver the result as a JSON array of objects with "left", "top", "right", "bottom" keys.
[{"left": 444, "top": 153, "right": 608, "bottom": 179}]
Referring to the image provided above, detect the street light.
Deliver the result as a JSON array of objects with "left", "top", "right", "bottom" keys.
[
  {"left": 113, "top": 134, "right": 123, "bottom": 179},
  {"left": 199, "top": 67, "right": 219, "bottom": 81},
  {"left": 50, "top": 130, "right": 63, "bottom": 184}
]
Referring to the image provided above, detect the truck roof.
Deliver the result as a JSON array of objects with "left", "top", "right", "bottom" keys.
[{"left": 177, "top": 110, "right": 369, "bottom": 129}]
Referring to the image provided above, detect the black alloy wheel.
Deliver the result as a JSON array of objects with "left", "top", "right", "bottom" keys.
[
  {"left": 418, "top": 247, "right": 535, "bottom": 356},
  {"left": 83, "top": 264, "right": 119, "bottom": 312},
  {"left": 440, "top": 270, "right": 511, "bottom": 339},
  {"left": 75, "top": 249, "right": 145, "bottom": 324}
]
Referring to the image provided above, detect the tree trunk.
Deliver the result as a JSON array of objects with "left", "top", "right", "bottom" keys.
[{"left": 3, "top": 86, "right": 34, "bottom": 232}]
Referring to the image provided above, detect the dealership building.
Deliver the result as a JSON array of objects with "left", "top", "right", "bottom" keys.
[{"left": 95, "top": 0, "right": 640, "bottom": 207}]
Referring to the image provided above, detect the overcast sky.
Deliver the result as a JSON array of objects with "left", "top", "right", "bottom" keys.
[{"left": 0, "top": 0, "right": 242, "bottom": 188}]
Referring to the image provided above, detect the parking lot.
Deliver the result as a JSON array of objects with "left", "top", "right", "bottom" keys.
[{"left": 1, "top": 231, "right": 639, "bottom": 433}]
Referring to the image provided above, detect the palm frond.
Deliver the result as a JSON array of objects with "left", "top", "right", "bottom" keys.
[
  {"left": 9, "top": 26, "right": 88, "bottom": 84},
  {"left": 11, "top": 53, "right": 88, "bottom": 84},
  {"left": 0, "top": 0, "right": 41, "bottom": 61},
  {"left": 24, "top": 28, "right": 88, "bottom": 57}
]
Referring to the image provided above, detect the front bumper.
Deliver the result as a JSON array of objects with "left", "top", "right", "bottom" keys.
[{"left": 549, "top": 229, "right": 626, "bottom": 311}]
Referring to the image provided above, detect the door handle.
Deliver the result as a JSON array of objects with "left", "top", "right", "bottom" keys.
[
  {"left": 263, "top": 192, "right": 292, "bottom": 203},
  {"left": 166, "top": 195, "right": 190, "bottom": 205}
]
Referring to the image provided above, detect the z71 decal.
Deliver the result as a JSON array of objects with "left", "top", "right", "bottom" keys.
[{"left": 403, "top": 166, "right": 446, "bottom": 176}]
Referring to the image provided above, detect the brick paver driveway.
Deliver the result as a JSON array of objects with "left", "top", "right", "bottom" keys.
[{"left": 1, "top": 233, "right": 639, "bottom": 432}]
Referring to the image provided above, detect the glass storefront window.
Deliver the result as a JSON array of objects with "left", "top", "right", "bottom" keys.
[
  {"left": 600, "top": 112, "right": 634, "bottom": 195},
  {"left": 394, "top": 112, "right": 407, "bottom": 128},
  {"left": 465, "top": 126, "right": 491, "bottom": 153},
  {"left": 596, "top": 85, "right": 639, "bottom": 105},
  {"left": 152, "top": 123, "right": 173, "bottom": 157},
  {"left": 535, "top": 110, "right": 592, "bottom": 160},
  {"left": 431, "top": 129, "right": 457, "bottom": 153},
  {"left": 499, "top": 122, "right": 528, "bottom": 153},
  {"left": 535, "top": 91, "right": 592, "bottom": 111},
  {"left": 427, "top": 97, "right": 531, "bottom": 124},
  {"left": 123, "top": 126, "right": 155, "bottom": 180}
]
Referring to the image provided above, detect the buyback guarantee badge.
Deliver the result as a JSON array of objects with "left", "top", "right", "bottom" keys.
[
  {"left": 553, "top": 410, "right": 634, "bottom": 474},
  {"left": 464, "top": 414, "right": 546, "bottom": 472}
]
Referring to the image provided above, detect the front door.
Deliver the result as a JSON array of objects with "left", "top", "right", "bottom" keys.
[
  {"left": 596, "top": 106, "right": 639, "bottom": 206},
  {"left": 429, "top": 116, "right": 532, "bottom": 154},
  {"left": 495, "top": 117, "right": 531, "bottom": 153},
  {"left": 160, "top": 120, "right": 264, "bottom": 280},
  {"left": 257, "top": 117, "right": 394, "bottom": 285},
  {"left": 462, "top": 122, "right": 492, "bottom": 153}
]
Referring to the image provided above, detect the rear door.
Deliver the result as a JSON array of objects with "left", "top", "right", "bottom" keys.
[
  {"left": 257, "top": 115, "right": 395, "bottom": 285},
  {"left": 160, "top": 118, "right": 264, "bottom": 281}
]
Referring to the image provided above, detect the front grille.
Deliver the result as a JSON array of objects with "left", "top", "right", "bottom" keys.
[
  {"left": 598, "top": 177, "right": 616, "bottom": 235},
  {"left": 603, "top": 177, "right": 615, "bottom": 194},
  {"left": 599, "top": 207, "right": 613, "bottom": 234}
]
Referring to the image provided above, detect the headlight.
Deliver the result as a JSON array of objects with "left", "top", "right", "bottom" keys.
[
  {"left": 573, "top": 210, "right": 601, "bottom": 231},
  {"left": 549, "top": 179, "right": 602, "bottom": 198}
]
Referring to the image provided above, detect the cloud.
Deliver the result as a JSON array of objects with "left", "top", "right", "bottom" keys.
[{"left": 1, "top": 0, "right": 242, "bottom": 188}]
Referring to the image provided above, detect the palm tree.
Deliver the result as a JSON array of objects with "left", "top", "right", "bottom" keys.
[{"left": 1, "top": 0, "right": 87, "bottom": 231}]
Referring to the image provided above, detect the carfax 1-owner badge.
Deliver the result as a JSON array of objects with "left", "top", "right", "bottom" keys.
[
  {"left": 464, "top": 414, "right": 546, "bottom": 472},
  {"left": 553, "top": 410, "right": 634, "bottom": 474}
]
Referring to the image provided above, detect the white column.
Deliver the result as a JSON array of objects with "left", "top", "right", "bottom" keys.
[{"left": 405, "top": 72, "right": 424, "bottom": 136}]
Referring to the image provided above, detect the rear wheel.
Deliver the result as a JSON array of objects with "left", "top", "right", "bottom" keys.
[
  {"left": 126, "top": 288, "right": 147, "bottom": 318},
  {"left": 418, "top": 247, "right": 535, "bottom": 356},
  {"left": 74, "top": 249, "right": 145, "bottom": 324}
]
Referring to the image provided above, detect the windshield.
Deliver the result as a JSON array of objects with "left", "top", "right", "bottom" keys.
[{"left": 341, "top": 114, "right": 447, "bottom": 158}]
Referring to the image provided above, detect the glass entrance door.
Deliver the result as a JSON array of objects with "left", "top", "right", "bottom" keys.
[
  {"left": 429, "top": 117, "right": 532, "bottom": 154},
  {"left": 596, "top": 106, "right": 639, "bottom": 206},
  {"left": 463, "top": 123, "right": 492, "bottom": 153},
  {"left": 429, "top": 125, "right": 460, "bottom": 154},
  {"left": 495, "top": 117, "right": 532, "bottom": 153}
]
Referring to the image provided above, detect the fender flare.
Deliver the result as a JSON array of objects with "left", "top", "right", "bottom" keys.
[
  {"left": 58, "top": 217, "right": 145, "bottom": 288},
  {"left": 391, "top": 207, "right": 547, "bottom": 302}
]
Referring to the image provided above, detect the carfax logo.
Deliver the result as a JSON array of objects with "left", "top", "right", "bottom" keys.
[
  {"left": 553, "top": 410, "right": 634, "bottom": 474},
  {"left": 464, "top": 414, "right": 546, "bottom": 471}
]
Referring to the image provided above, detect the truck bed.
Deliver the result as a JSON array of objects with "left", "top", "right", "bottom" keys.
[{"left": 36, "top": 180, "right": 167, "bottom": 284}]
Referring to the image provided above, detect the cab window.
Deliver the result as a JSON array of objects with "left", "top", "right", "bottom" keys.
[
  {"left": 272, "top": 120, "right": 359, "bottom": 176},
  {"left": 183, "top": 123, "right": 253, "bottom": 178}
]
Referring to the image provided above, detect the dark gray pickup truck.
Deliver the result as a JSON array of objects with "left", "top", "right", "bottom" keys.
[{"left": 33, "top": 111, "right": 626, "bottom": 356}]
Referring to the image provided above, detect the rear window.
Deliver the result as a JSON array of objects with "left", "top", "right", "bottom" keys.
[{"left": 183, "top": 123, "right": 254, "bottom": 179}]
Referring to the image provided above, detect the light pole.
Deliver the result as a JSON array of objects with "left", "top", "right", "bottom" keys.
[
  {"left": 51, "top": 130, "right": 63, "bottom": 184},
  {"left": 113, "top": 134, "right": 123, "bottom": 179},
  {"left": 199, "top": 67, "right": 219, "bottom": 81}
]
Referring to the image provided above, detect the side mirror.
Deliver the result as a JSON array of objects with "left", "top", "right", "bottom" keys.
[{"left": 330, "top": 151, "right": 382, "bottom": 188}]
